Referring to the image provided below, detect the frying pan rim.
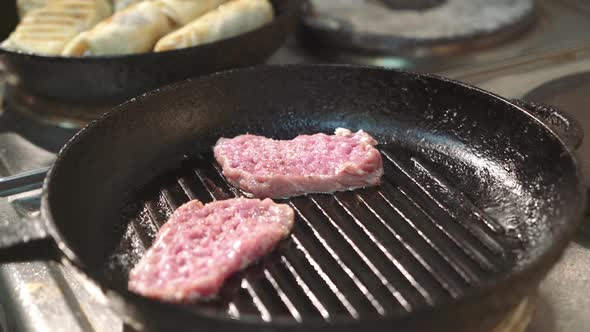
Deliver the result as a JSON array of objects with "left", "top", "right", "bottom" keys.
[
  {"left": 41, "top": 64, "right": 587, "bottom": 327},
  {"left": 0, "top": 0, "right": 302, "bottom": 62}
]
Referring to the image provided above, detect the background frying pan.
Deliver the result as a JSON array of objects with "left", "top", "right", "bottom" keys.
[
  {"left": 0, "top": 0, "right": 304, "bottom": 105},
  {"left": 0, "top": 65, "right": 586, "bottom": 332}
]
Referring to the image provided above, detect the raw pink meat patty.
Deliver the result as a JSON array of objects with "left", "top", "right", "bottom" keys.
[
  {"left": 213, "top": 128, "right": 384, "bottom": 198},
  {"left": 128, "top": 198, "right": 294, "bottom": 302}
]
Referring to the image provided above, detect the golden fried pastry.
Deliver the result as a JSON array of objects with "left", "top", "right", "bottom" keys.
[
  {"left": 112, "top": 0, "right": 146, "bottom": 12},
  {"left": 16, "top": 0, "right": 49, "bottom": 17},
  {"left": 62, "top": 1, "right": 175, "bottom": 56},
  {"left": 3, "top": 0, "right": 112, "bottom": 55},
  {"left": 154, "top": 0, "right": 273, "bottom": 52},
  {"left": 154, "top": 0, "right": 229, "bottom": 25}
]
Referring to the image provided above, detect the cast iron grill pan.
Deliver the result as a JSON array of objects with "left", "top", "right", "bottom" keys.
[
  {"left": 105, "top": 147, "right": 522, "bottom": 322},
  {"left": 36, "top": 65, "right": 584, "bottom": 331}
]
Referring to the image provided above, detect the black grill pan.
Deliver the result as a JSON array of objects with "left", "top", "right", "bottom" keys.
[
  {"left": 106, "top": 149, "right": 520, "bottom": 321},
  {"left": 0, "top": 0, "right": 304, "bottom": 105},
  {"left": 0, "top": 65, "right": 585, "bottom": 332}
]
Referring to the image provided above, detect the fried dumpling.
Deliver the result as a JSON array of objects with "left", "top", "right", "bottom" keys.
[
  {"left": 62, "top": 1, "right": 175, "bottom": 56},
  {"left": 154, "top": 0, "right": 273, "bottom": 52},
  {"left": 16, "top": 0, "right": 49, "bottom": 17},
  {"left": 153, "top": 0, "right": 230, "bottom": 26},
  {"left": 112, "top": 0, "right": 147, "bottom": 12},
  {"left": 2, "top": 0, "right": 112, "bottom": 55}
]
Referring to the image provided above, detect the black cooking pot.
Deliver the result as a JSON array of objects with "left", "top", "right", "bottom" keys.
[
  {"left": 0, "top": 65, "right": 585, "bottom": 332},
  {"left": 0, "top": 0, "right": 304, "bottom": 105}
]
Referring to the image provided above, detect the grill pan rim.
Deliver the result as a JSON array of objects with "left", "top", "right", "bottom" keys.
[{"left": 41, "top": 64, "right": 587, "bottom": 328}]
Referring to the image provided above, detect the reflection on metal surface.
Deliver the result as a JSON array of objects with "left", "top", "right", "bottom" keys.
[
  {"left": 445, "top": 47, "right": 590, "bottom": 90},
  {"left": 0, "top": 133, "right": 55, "bottom": 176},
  {"left": 0, "top": 193, "right": 46, "bottom": 250},
  {"left": 0, "top": 85, "right": 78, "bottom": 156},
  {"left": 0, "top": 299, "right": 7, "bottom": 331},
  {"left": 527, "top": 241, "right": 590, "bottom": 332},
  {"left": 0, "top": 192, "right": 123, "bottom": 332},
  {"left": 0, "top": 261, "right": 123, "bottom": 332},
  {"left": 492, "top": 296, "right": 536, "bottom": 332},
  {"left": 4, "top": 84, "right": 113, "bottom": 130}
]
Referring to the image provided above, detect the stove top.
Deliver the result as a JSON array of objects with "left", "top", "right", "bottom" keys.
[{"left": 1, "top": 0, "right": 590, "bottom": 331}]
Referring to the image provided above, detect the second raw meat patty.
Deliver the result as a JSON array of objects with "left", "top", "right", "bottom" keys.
[
  {"left": 128, "top": 198, "right": 294, "bottom": 302},
  {"left": 213, "top": 128, "right": 384, "bottom": 198}
]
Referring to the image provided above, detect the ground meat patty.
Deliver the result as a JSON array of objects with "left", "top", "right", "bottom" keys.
[
  {"left": 128, "top": 198, "right": 294, "bottom": 302},
  {"left": 213, "top": 128, "right": 384, "bottom": 198}
]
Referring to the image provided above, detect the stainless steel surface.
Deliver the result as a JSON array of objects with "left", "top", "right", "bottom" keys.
[
  {"left": 527, "top": 240, "right": 590, "bottom": 332},
  {"left": 0, "top": 191, "right": 123, "bottom": 332},
  {"left": 2, "top": 0, "right": 590, "bottom": 331},
  {"left": 0, "top": 259, "right": 122, "bottom": 332},
  {"left": 0, "top": 192, "right": 45, "bottom": 250}
]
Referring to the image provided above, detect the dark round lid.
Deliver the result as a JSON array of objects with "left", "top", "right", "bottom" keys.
[{"left": 302, "top": 0, "right": 536, "bottom": 55}]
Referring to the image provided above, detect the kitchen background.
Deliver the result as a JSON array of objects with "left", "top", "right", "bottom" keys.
[{"left": 1, "top": 0, "right": 590, "bottom": 331}]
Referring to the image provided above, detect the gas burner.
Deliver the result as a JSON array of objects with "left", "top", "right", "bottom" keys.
[
  {"left": 302, "top": 0, "right": 536, "bottom": 57},
  {"left": 3, "top": 84, "right": 114, "bottom": 130}
]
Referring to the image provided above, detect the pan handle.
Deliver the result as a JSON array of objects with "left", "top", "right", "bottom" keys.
[
  {"left": 0, "top": 166, "right": 49, "bottom": 197},
  {"left": 512, "top": 99, "right": 584, "bottom": 150}
]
